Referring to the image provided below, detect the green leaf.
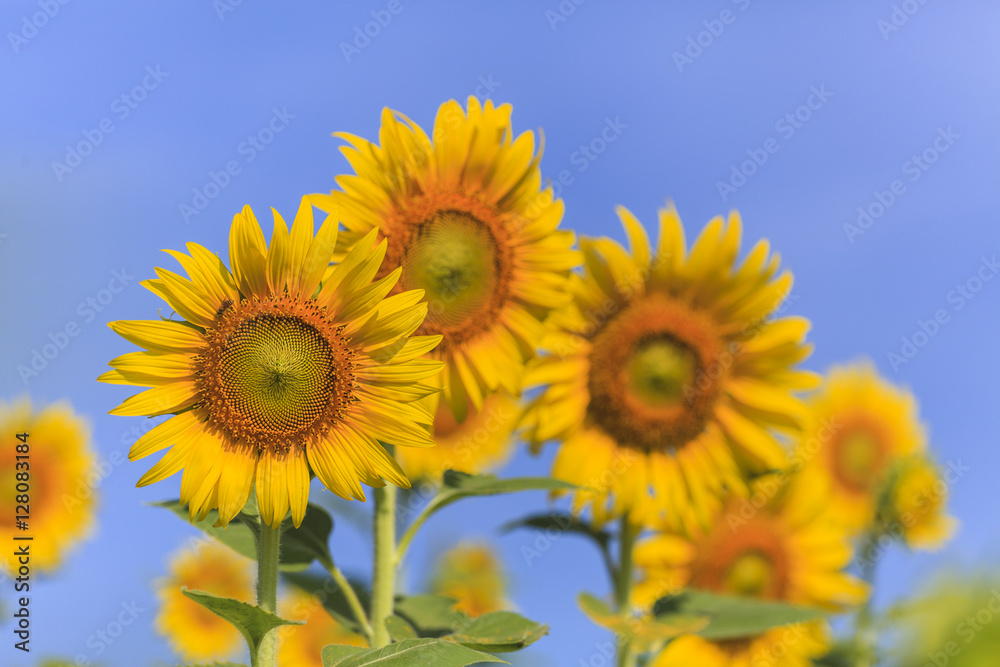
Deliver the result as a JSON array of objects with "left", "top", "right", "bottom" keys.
[
  {"left": 442, "top": 611, "right": 548, "bottom": 652},
  {"left": 283, "top": 571, "right": 371, "bottom": 636},
  {"left": 393, "top": 595, "right": 548, "bottom": 652},
  {"left": 577, "top": 592, "right": 616, "bottom": 624},
  {"left": 394, "top": 594, "right": 468, "bottom": 636},
  {"left": 386, "top": 614, "right": 419, "bottom": 641},
  {"left": 181, "top": 588, "right": 302, "bottom": 658},
  {"left": 436, "top": 472, "right": 578, "bottom": 513},
  {"left": 501, "top": 512, "right": 610, "bottom": 550},
  {"left": 657, "top": 590, "right": 827, "bottom": 640},
  {"left": 156, "top": 500, "right": 335, "bottom": 571},
  {"left": 577, "top": 592, "right": 708, "bottom": 652},
  {"left": 155, "top": 500, "right": 258, "bottom": 561},
  {"left": 321, "top": 638, "right": 507, "bottom": 666}
]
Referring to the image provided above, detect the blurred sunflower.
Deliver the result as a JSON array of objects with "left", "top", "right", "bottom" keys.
[
  {"left": 311, "top": 97, "right": 578, "bottom": 421},
  {"left": 155, "top": 541, "right": 254, "bottom": 662},
  {"left": 795, "top": 361, "right": 925, "bottom": 532},
  {"left": 429, "top": 541, "right": 509, "bottom": 617},
  {"left": 635, "top": 475, "right": 866, "bottom": 667},
  {"left": 101, "top": 200, "right": 442, "bottom": 528},
  {"left": 880, "top": 455, "right": 957, "bottom": 550},
  {"left": 278, "top": 587, "right": 366, "bottom": 666},
  {"left": 0, "top": 398, "right": 95, "bottom": 574},
  {"left": 521, "top": 205, "right": 817, "bottom": 530},
  {"left": 394, "top": 392, "right": 519, "bottom": 482}
]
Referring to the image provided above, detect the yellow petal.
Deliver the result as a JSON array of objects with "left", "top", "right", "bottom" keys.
[
  {"left": 256, "top": 449, "right": 290, "bottom": 528},
  {"left": 107, "top": 320, "right": 205, "bottom": 354},
  {"left": 229, "top": 205, "right": 269, "bottom": 297}
]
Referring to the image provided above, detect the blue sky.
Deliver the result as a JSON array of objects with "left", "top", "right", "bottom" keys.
[{"left": 1, "top": 1, "right": 999, "bottom": 665}]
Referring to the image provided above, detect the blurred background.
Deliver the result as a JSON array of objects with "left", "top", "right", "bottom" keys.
[{"left": 1, "top": 1, "right": 999, "bottom": 664}]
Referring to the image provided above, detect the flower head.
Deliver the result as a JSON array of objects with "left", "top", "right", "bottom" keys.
[
  {"left": 279, "top": 587, "right": 366, "bottom": 666},
  {"left": 155, "top": 542, "right": 254, "bottom": 662},
  {"left": 794, "top": 361, "right": 927, "bottom": 533},
  {"left": 522, "top": 205, "right": 817, "bottom": 530},
  {"left": 880, "top": 455, "right": 957, "bottom": 550},
  {"left": 0, "top": 397, "right": 95, "bottom": 574},
  {"left": 636, "top": 475, "right": 866, "bottom": 667},
  {"left": 312, "top": 97, "right": 578, "bottom": 421},
  {"left": 102, "top": 200, "right": 442, "bottom": 527},
  {"left": 429, "top": 541, "right": 509, "bottom": 617}
]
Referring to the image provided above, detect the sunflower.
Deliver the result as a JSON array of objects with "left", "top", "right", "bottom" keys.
[
  {"left": 880, "top": 455, "right": 957, "bottom": 550},
  {"left": 794, "top": 361, "right": 925, "bottom": 532},
  {"left": 0, "top": 397, "right": 95, "bottom": 574},
  {"left": 635, "top": 475, "right": 867, "bottom": 667},
  {"left": 394, "top": 391, "right": 519, "bottom": 482},
  {"left": 428, "top": 541, "right": 509, "bottom": 617},
  {"left": 521, "top": 205, "right": 817, "bottom": 530},
  {"left": 278, "top": 587, "right": 367, "bottom": 666},
  {"left": 310, "top": 97, "right": 578, "bottom": 422},
  {"left": 155, "top": 541, "right": 254, "bottom": 662},
  {"left": 100, "top": 199, "right": 443, "bottom": 528}
]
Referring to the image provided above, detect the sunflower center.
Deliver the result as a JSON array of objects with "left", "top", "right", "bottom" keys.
[
  {"left": 381, "top": 194, "right": 515, "bottom": 350},
  {"left": 691, "top": 513, "right": 790, "bottom": 600},
  {"left": 400, "top": 210, "right": 503, "bottom": 336},
  {"left": 217, "top": 316, "right": 333, "bottom": 433},
  {"left": 724, "top": 552, "right": 775, "bottom": 598},
  {"left": 588, "top": 294, "right": 724, "bottom": 453},
  {"left": 197, "top": 295, "right": 356, "bottom": 453},
  {"left": 627, "top": 337, "right": 699, "bottom": 408},
  {"left": 831, "top": 426, "right": 887, "bottom": 493}
]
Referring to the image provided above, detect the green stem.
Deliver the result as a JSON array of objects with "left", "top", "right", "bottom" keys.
[
  {"left": 616, "top": 517, "right": 638, "bottom": 667},
  {"left": 854, "top": 529, "right": 881, "bottom": 667},
  {"left": 327, "top": 561, "right": 374, "bottom": 645},
  {"left": 394, "top": 496, "right": 438, "bottom": 568},
  {"left": 371, "top": 483, "right": 397, "bottom": 648},
  {"left": 255, "top": 522, "right": 282, "bottom": 667}
]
